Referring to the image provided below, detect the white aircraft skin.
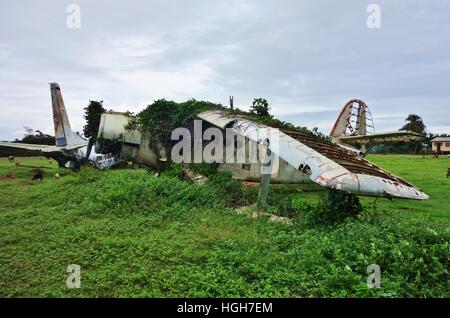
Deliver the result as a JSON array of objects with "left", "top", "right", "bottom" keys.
[
  {"left": 198, "top": 110, "right": 428, "bottom": 200},
  {"left": 0, "top": 83, "right": 97, "bottom": 166}
]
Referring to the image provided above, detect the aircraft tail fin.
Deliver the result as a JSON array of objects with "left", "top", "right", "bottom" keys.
[
  {"left": 50, "top": 83, "right": 85, "bottom": 147},
  {"left": 330, "top": 99, "right": 374, "bottom": 138}
]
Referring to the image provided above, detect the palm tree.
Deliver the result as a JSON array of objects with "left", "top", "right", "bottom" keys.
[
  {"left": 400, "top": 114, "right": 426, "bottom": 154},
  {"left": 400, "top": 114, "right": 426, "bottom": 134}
]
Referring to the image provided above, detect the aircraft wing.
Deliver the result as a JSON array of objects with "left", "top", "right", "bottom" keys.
[
  {"left": 0, "top": 141, "right": 61, "bottom": 153},
  {"left": 64, "top": 141, "right": 89, "bottom": 151},
  {"left": 0, "top": 141, "right": 88, "bottom": 153},
  {"left": 198, "top": 110, "right": 428, "bottom": 200},
  {"left": 338, "top": 131, "right": 425, "bottom": 146}
]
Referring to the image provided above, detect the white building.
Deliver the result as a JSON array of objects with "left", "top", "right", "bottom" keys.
[{"left": 431, "top": 137, "right": 450, "bottom": 154}]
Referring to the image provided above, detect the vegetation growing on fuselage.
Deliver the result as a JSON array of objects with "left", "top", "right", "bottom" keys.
[
  {"left": 134, "top": 98, "right": 331, "bottom": 143},
  {"left": 135, "top": 99, "right": 226, "bottom": 142}
]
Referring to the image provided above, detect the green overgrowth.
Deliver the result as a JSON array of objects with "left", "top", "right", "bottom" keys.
[
  {"left": 292, "top": 191, "right": 363, "bottom": 227},
  {"left": 134, "top": 98, "right": 331, "bottom": 143},
  {"left": 0, "top": 156, "right": 449, "bottom": 297},
  {"left": 136, "top": 99, "right": 225, "bottom": 141}
]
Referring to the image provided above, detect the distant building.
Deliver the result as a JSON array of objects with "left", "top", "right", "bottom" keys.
[{"left": 431, "top": 137, "right": 450, "bottom": 154}]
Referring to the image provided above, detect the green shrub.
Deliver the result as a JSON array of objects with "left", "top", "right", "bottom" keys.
[
  {"left": 161, "top": 163, "right": 185, "bottom": 179},
  {"left": 191, "top": 162, "right": 219, "bottom": 177},
  {"left": 1, "top": 160, "right": 449, "bottom": 297},
  {"left": 135, "top": 98, "right": 332, "bottom": 145},
  {"left": 136, "top": 99, "right": 223, "bottom": 142},
  {"left": 206, "top": 171, "right": 243, "bottom": 206},
  {"left": 292, "top": 190, "right": 363, "bottom": 227}
]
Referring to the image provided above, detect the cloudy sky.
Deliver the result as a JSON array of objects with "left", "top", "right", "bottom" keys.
[{"left": 1, "top": 0, "right": 449, "bottom": 141}]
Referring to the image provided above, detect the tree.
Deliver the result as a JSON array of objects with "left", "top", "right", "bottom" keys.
[
  {"left": 21, "top": 132, "right": 54, "bottom": 145},
  {"left": 369, "top": 114, "right": 428, "bottom": 155},
  {"left": 83, "top": 100, "right": 106, "bottom": 138},
  {"left": 250, "top": 98, "right": 271, "bottom": 117},
  {"left": 399, "top": 114, "right": 427, "bottom": 155},
  {"left": 83, "top": 100, "right": 106, "bottom": 159},
  {"left": 23, "top": 126, "right": 34, "bottom": 137},
  {"left": 35, "top": 130, "right": 44, "bottom": 137},
  {"left": 400, "top": 114, "right": 426, "bottom": 135}
]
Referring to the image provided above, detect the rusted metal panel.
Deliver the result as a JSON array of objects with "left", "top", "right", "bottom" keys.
[
  {"left": 50, "top": 83, "right": 87, "bottom": 147},
  {"left": 198, "top": 110, "right": 428, "bottom": 200},
  {"left": 330, "top": 99, "right": 374, "bottom": 138},
  {"left": 135, "top": 132, "right": 168, "bottom": 169}
]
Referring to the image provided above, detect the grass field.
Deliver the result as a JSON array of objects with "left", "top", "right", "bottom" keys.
[{"left": 0, "top": 155, "right": 448, "bottom": 297}]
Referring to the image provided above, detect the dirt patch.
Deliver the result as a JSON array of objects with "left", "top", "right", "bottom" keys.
[
  {"left": 242, "top": 181, "right": 259, "bottom": 189},
  {"left": 235, "top": 205, "right": 293, "bottom": 225},
  {"left": 182, "top": 168, "right": 208, "bottom": 184},
  {"left": 0, "top": 173, "right": 16, "bottom": 180}
]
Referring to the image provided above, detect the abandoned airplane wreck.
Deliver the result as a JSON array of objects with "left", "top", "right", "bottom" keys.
[
  {"left": 0, "top": 83, "right": 428, "bottom": 201},
  {"left": 95, "top": 106, "right": 429, "bottom": 201}
]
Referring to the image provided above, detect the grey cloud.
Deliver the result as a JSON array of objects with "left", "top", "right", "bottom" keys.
[{"left": 0, "top": 0, "right": 449, "bottom": 141}]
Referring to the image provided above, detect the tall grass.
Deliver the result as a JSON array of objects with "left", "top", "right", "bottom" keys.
[{"left": 0, "top": 156, "right": 448, "bottom": 297}]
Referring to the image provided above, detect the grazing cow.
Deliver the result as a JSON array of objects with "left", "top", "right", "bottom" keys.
[
  {"left": 447, "top": 168, "right": 450, "bottom": 178},
  {"left": 31, "top": 168, "right": 45, "bottom": 182},
  {"left": 8, "top": 156, "right": 15, "bottom": 162}
]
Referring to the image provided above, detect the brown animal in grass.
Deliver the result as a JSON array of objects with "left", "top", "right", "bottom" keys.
[
  {"left": 8, "top": 156, "right": 15, "bottom": 162},
  {"left": 15, "top": 161, "right": 20, "bottom": 167},
  {"left": 447, "top": 168, "right": 450, "bottom": 178},
  {"left": 53, "top": 173, "right": 60, "bottom": 180},
  {"left": 31, "top": 168, "right": 45, "bottom": 182},
  {"left": 0, "top": 173, "right": 16, "bottom": 180}
]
